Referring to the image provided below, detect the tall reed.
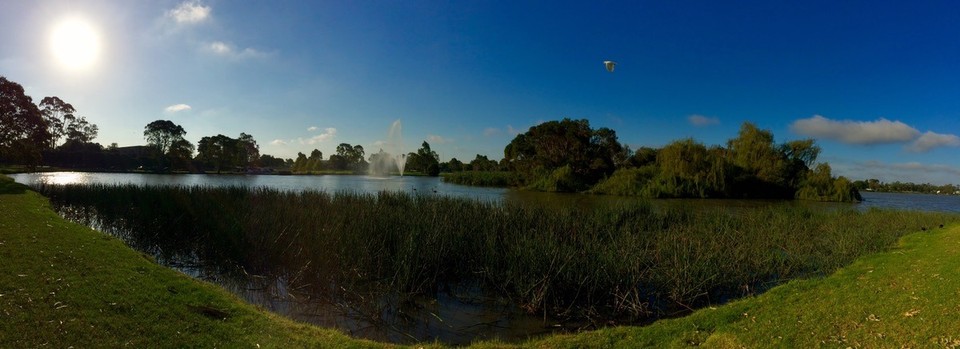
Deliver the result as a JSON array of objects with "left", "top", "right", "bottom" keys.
[{"left": 36, "top": 183, "right": 958, "bottom": 324}]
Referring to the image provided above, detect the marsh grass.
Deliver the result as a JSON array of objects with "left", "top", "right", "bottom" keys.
[{"left": 35, "top": 183, "right": 958, "bottom": 327}]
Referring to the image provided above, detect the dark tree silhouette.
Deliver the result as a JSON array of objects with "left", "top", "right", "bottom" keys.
[
  {"left": 0, "top": 76, "right": 51, "bottom": 166},
  {"left": 143, "top": 120, "right": 187, "bottom": 154},
  {"left": 38, "top": 96, "right": 76, "bottom": 148}
]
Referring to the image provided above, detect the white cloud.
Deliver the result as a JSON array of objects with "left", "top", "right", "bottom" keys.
[
  {"left": 168, "top": 1, "right": 211, "bottom": 24},
  {"left": 906, "top": 131, "right": 960, "bottom": 153},
  {"left": 164, "top": 104, "right": 192, "bottom": 113},
  {"left": 427, "top": 135, "right": 452, "bottom": 144},
  {"left": 372, "top": 140, "right": 387, "bottom": 147},
  {"left": 307, "top": 126, "right": 318, "bottom": 132},
  {"left": 507, "top": 125, "right": 521, "bottom": 135},
  {"left": 270, "top": 139, "right": 287, "bottom": 146},
  {"left": 483, "top": 128, "right": 501, "bottom": 137},
  {"left": 688, "top": 114, "right": 719, "bottom": 127},
  {"left": 789, "top": 115, "right": 920, "bottom": 145},
  {"left": 833, "top": 159, "right": 960, "bottom": 185},
  {"left": 205, "top": 41, "right": 270, "bottom": 59},
  {"left": 297, "top": 127, "right": 337, "bottom": 145}
]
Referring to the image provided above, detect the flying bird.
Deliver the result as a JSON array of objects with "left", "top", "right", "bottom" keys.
[{"left": 604, "top": 60, "right": 616, "bottom": 72}]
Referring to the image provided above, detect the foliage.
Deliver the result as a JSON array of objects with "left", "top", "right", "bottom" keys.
[
  {"left": 258, "top": 154, "right": 288, "bottom": 169},
  {"left": 442, "top": 157, "right": 465, "bottom": 172},
  {"left": 855, "top": 178, "right": 960, "bottom": 195},
  {"left": 796, "top": 163, "right": 863, "bottom": 202},
  {"left": 504, "top": 118, "right": 622, "bottom": 191},
  {"left": 650, "top": 139, "right": 727, "bottom": 198},
  {"left": 143, "top": 120, "right": 187, "bottom": 154},
  {"left": 576, "top": 121, "right": 855, "bottom": 202},
  {"left": 329, "top": 143, "right": 366, "bottom": 172},
  {"left": 195, "top": 133, "right": 259, "bottom": 173},
  {"left": 590, "top": 166, "right": 659, "bottom": 196},
  {"left": 469, "top": 154, "right": 499, "bottom": 171},
  {"left": 441, "top": 171, "right": 520, "bottom": 187},
  {"left": 0, "top": 76, "right": 51, "bottom": 166},
  {"left": 293, "top": 149, "right": 323, "bottom": 173},
  {"left": 405, "top": 141, "right": 440, "bottom": 176},
  {"left": 143, "top": 120, "right": 192, "bottom": 171},
  {"left": 36, "top": 95, "right": 100, "bottom": 148}
]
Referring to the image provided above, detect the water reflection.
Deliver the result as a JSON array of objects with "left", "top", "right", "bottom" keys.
[{"left": 13, "top": 172, "right": 960, "bottom": 213}]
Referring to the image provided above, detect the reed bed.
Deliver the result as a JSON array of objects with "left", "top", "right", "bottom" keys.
[{"left": 35, "top": 183, "right": 958, "bottom": 325}]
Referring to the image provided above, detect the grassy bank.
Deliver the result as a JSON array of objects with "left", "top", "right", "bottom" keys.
[{"left": 0, "top": 176, "right": 388, "bottom": 348}]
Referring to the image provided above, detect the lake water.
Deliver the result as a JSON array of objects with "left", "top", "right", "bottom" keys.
[
  {"left": 9, "top": 172, "right": 960, "bottom": 344},
  {"left": 11, "top": 172, "right": 960, "bottom": 213}
]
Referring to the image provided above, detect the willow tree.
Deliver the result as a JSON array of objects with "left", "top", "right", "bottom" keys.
[
  {"left": 654, "top": 138, "right": 727, "bottom": 198},
  {"left": 726, "top": 122, "right": 820, "bottom": 198}
]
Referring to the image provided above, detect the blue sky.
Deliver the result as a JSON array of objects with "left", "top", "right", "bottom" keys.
[{"left": 2, "top": 1, "right": 959, "bottom": 184}]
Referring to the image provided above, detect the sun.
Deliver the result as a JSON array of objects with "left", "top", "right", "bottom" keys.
[{"left": 49, "top": 17, "right": 101, "bottom": 71}]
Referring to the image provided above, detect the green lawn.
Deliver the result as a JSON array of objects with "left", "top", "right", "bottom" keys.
[{"left": 2, "top": 174, "right": 958, "bottom": 348}]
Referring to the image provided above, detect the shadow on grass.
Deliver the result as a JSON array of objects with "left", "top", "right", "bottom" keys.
[{"left": 0, "top": 176, "right": 28, "bottom": 195}]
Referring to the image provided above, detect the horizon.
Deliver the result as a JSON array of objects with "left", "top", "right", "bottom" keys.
[{"left": 2, "top": 1, "right": 959, "bottom": 184}]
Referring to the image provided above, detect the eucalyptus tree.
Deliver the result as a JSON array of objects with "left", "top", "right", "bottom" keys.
[{"left": 38, "top": 96, "right": 75, "bottom": 147}]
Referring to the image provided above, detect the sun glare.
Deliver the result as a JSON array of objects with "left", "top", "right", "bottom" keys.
[{"left": 49, "top": 17, "right": 101, "bottom": 71}]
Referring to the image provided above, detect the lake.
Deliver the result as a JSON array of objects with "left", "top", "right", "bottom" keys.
[{"left": 11, "top": 172, "right": 960, "bottom": 213}]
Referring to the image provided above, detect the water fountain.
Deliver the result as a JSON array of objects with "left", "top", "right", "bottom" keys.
[{"left": 368, "top": 119, "right": 407, "bottom": 177}]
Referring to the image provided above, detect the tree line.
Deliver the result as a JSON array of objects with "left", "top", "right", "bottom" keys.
[
  {"left": 447, "top": 118, "right": 860, "bottom": 202},
  {"left": 853, "top": 179, "right": 959, "bottom": 195},
  {"left": 1, "top": 75, "right": 447, "bottom": 175},
  {"left": 1, "top": 74, "right": 861, "bottom": 201}
]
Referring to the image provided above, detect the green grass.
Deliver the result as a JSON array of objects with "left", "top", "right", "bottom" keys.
[{"left": 6, "top": 174, "right": 960, "bottom": 347}]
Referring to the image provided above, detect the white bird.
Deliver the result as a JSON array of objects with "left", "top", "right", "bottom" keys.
[{"left": 603, "top": 60, "right": 616, "bottom": 72}]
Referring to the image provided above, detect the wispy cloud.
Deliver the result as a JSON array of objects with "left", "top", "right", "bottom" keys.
[
  {"left": 298, "top": 127, "right": 337, "bottom": 145},
  {"left": 483, "top": 128, "right": 501, "bottom": 137},
  {"left": 167, "top": 1, "right": 211, "bottom": 24},
  {"left": 427, "top": 135, "right": 452, "bottom": 144},
  {"left": 507, "top": 125, "right": 521, "bottom": 135},
  {"left": 307, "top": 126, "right": 318, "bottom": 132},
  {"left": 688, "top": 114, "right": 719, "bottom": 127},
  {"left": 789, "top": 115, "right": 919, "bottom": 145},
  {"left": 907, "top": 131, "right": 960, "bottom": 153},
  {"left": 270, "top": 139, "right": 287, "bottom": 146},
  {"left": 205, "top": 41, "right": 271, "bottom": 59},
  {"left": 164, "top": 104, "right": 192, "bottom": 113}
]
